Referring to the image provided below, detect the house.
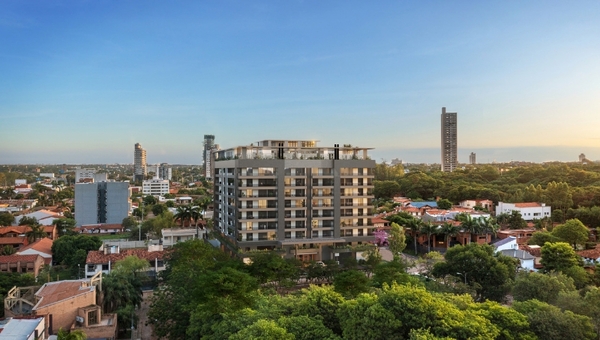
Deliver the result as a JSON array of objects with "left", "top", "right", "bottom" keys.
[
  {"left": 0, "top": 199, "right": 38, "bottom": 214},
  {"left": 500, "top": 249, "right": 537, "bottom": 271},
  {"left": 371, "top": 217, "right": 390, "bottom": 230},
  {"left": 0, "top": 226, "right": 29, "bottom": 251},
  {"left": 459, "top": 199, "right": 494, "bottom": 211},
  {"left": 492, "top": 236, "right": 518, "bottom": 252},
  {"left": 4, "top": 273, "right": 116, "bottom": 339},
  {"left": 162, "top": 228, "right": 204, "bottom": 246},
  {"left": 0, "top": 316, "right": 46, "bottom": 340},
  {"left": 577, "top": 245, "right": 600, "bottom": 265},
  {"left": 76, "top": 223, "right": 124, "bottom": 234},
  {"left": 16, "top": 237, "right": 53, "bottom": 266},
  {"left": 14, "top": 210, "right": 62, "bottom": 226},
  {"left": 85, "top": 244, "right": 166, "bottom": 279},
  {"left": 0, "top": 254, "right": 45, "bottom": 277},
  {"left": 496, "top": 228, "right": 536, "bottom": 245},
  {"left": 495, "top": 202, "right": 551, "bottom": 221}
]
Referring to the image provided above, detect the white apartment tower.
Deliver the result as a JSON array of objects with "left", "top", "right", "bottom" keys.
[
  {"left": 214, "top": 140, "right": 375, "bottom": 262},
  {"left": 134, "top": 143, "right": 147, "bottom": 182},
  {"left": 469, "top": 152, "right": 476, "bottom": 165},
  {"left": 441, "top": 107, "right": 458, "bottom": 172},
  {"left": 203, "top": 135, "right": 216, "bottom": 180}
]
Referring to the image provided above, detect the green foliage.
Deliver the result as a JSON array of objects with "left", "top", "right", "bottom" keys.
[
  {"left": 229, "top": 319, "right": 294, "bottom": 340},
  {"left": 0, "top": 212, "right": 15, "bottom": 226},
  {"left": 333, "top": 270, "right": 370, "bottom": 298},
  {"left": 528, "top": 231, "right": 561, "bottom": 246},
  {"left": 388, "top": 222, "right": 406, "bottom": 259},
  {"left": 53, "top": 218, "right": 77, "bottom": 236},
  {"left": 540, "top": 242, "right": 583, "bottom": 273},
  {"left": 513, "top": 299, "right": 596, "bottom": 340},
  {"left": 151, "top": 203, "right": 166, "bottom": 216},
  {"left": 551, "top": 218, "right": 590, "bottom": 248},
  {"left": 18, "top": 216, "right": 38, "bottom": 226},
  {"left": 470, "top": 301, "right": 537, "bottom": 340},
  {"left": 512, "top": 271, "right": 575, "bottom": 304},
  {"left": 371, "top": 260, "right": 415, "bottom": 289},
  {"left": 432, "top": 243, "right": 517, "bottom": 302},
  {"left": 51, "top": 235, "right": 102, "bottom": 267},
  {"left": 57, "top": 329, "right": 87, "bottom": 340},
  {"left": 277, "top": 315, "right": 341, "bottom": 340},
  {"left": 436, "top": 198, "right": 452, "bottom": 210},
  {"left": 374, "top": 180, "right": 402, "bottom": 199}
]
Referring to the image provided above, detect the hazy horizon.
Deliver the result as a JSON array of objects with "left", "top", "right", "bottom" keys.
[{"left": 1, "top": 2, "right": 599, "bottom": 165}]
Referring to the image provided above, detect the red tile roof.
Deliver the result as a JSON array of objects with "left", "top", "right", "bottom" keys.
[
  {"left": 0, "top": 254, "right": 42, "bottom": 263},
  {"left": 0, "top": 236, "right": 27, "bottom": 245},
  {"left": 86, "top": 248, "right": 165, "bottom": 264},
  {"left": 514, "top": 202, "right": 543, "bottom": 208},
  {"left": 17, "top": 237, "right": 53, "bottom": 255},
  {"left": 577, "top": 245, "right": 600, "bottom": 260},
  {"left": 35, "top": 280, "right": 95, "bottom": 309}
]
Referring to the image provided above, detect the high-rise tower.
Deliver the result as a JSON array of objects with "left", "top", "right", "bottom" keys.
[
  {"left": 134, "top": 143, "right": 147, "bottom": 182},
  {"left": 441, "top": 107, "right": 457, "bottom": 172},
  {"left": 203, "top": 135, "right": 216, "bottom": 180}
]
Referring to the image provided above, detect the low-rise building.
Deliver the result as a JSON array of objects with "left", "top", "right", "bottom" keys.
[
  {"left": 459, "top": 199, "right": 493, "bottom": 211},
  {"left": 500, "top": 249, "right": 536, "bottom": 271},
  {"left": 85, "top": 244, "right": 165, "bottom": 279},
  {"left": 142, "top": 178, "right": 170, "bottom": 197},
  {"left": 496, "top": 202, "right": 551, "bottom": 221},
  {"left": 0, "top": 254, "right": 45, "bottom": 277},
  {"left": 162, "top": 228, "right": 205, "bottom": 246},
  {"left": 0, "top": 316, "right": 45, "bottom": 340},
  {"left": 75, "top": 223, "right": 124, "bottom": 235},
  {"left": 16, "top": 238, "right": 53, "bottom": 266}
]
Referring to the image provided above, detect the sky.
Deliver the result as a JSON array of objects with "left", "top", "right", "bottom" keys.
[{"left": 1, "top": 1, "right": 599, "bottom": 165}]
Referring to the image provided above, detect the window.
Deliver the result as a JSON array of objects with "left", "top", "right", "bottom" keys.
[
  {"left": 102, "top": 264, "right": 109, "bottom": 271},
  {"left": 246, "top": 233, "right": 253, "bottom": 241},
  {"left": 88, "top": 310, "right": 98, "bottom": 325}
]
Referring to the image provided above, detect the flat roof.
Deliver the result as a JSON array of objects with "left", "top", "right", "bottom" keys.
[{"left": 0, "top": 318, "right": 43, "bottom": 339}]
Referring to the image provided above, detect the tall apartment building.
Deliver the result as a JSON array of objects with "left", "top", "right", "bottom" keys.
[
  {"left": 75, "top": 182, "right": 131, "bottom": 226},
  {"left": 134, "top": 143, "right": 147, "bottom": 182},
  {"left": 157, "top": 163, "right": 172, "bottom": 181},
  {"left": 214, "top": 140, "right": 375, "bottom": 262},
  {"left": 203, "top": 135, "right": 216, "bottom": 180},
  {"left": 469, "top": 152, "right": 476, "bottom": 165},
  {"left": 441, "top": 107, "right": 458, "bottom": 172}
]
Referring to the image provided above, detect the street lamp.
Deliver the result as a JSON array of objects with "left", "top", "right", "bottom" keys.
[{"left": 457, "top": 272, "right": 467, "bottom": 284}]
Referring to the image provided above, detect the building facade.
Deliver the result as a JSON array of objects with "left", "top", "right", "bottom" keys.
[
  {"left": 134, "top": 143, "right": 147, "bottom": 182},
  {"left": 441, "top": 107, "right": 458, "bottom": 172},
  {"left": 213, "top": 140, "right": 375, "bottom": 262},
  {"left": 495, "top": 202, "right": 551, "bottom": 221},
  {"left": 157, "top": 163, "right": 172, "bottom": 181},
  {"left": 469, "top": 152, "right": 476, "bottom": 165},
  {"left": 75, "top": 168, "right": 108, "bottom": 183},
  {"left": 142, "top": 178, "right": 170, "bottom": 197},
  {"left": 203, "top": 135, "right": 216, "bottom": 180},
  {"left": 75, "top": 182, "right": 131, "bottom": 226}
]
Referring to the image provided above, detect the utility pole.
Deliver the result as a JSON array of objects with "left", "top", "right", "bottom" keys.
[{"left": 139, "top": 201, "right": 144, "bottom": 242}]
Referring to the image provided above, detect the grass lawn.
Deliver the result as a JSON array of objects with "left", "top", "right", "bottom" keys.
[{"left": 97, "top": 233, "right": 130, "bottom": 240}]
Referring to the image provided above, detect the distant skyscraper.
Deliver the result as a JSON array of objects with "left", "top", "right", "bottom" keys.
[
  {"left": 469, "top": 152, "right": 476, "bottom": 165},
  {"left": 441, "top": 107, "right": 458, "bottom": 172},
  {"left": 157, "top": 163, "right": 172, "bottom": 181},
  {"left": 203, "top": 135, "right": 215, "bottom": 179},
  {"left": 134, "top": 143, "right": 147, "bottom": 182},
  {"left": 75, "top": 182, "right": 131, "bottom": 226}
]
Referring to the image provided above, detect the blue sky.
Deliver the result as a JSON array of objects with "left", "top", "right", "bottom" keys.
[{"left": 1, "top": 1, "right": 599, "bottom": 164}]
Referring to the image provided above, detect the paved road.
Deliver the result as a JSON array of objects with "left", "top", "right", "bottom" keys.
[{"left": 134, "top": 290, "right": 158, "bottom": 340}]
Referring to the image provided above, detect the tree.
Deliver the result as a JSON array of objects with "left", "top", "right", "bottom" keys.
[
  {"left": 374, "top": 180, "right": 402, "bottom": 200},
  {"left": 277, "top": 315, "right": 341, "bottom": 340},
  {"left": 528, "top": 231, "right": 561, "bottom": 246},
  {"left": 333, "top": 270, "right": 370, "bottom": 298},
  {"left": 405, "top": 217, "right": 421, "bottom": 254},
  {"left": 439, "top": 222, "right": 460, "bottom": 248},
  {"left": 18, "top": 216, "right": 38, "bottom": 226},
  {"left": 173, "top": 206, "right": 192, "bottom": 227},
  {"left": 507, "top": 211, "right": 527, "bottom": 229},
  {"left": 121, "top": 216, "right": 138, "bottom": 230},
  {"left": 417, "top": 251, "right": 444, "bottom": 278},
  {"left": 436, "top": 198, "right": 452, "bottom": 210},
  {"left": 51, "top": 235, "right": 102, "bottom": 267},
  {"left": 57, "top": 329, "right": 87, "bottom": 340},
  {"left": 512, "top": 271, "right": 576, "bottom": 304},
  {"left": 229, "top": 319, "right": 294, "bottom": 340},
  {"left": 432, "top": 243, "right": 518, "bottom": 302},
  {"left": 151, "top": 203, "right": 166, "bottom": 216},
  {"left": 540, "top": 242, "right": 582, "bottom": 273},
  {"left": 513, "top": 299, "right": 595, "bottom": 340},
  {"left": 388, "top": 222, "right": 406, "bottom": 259},
  {"left": 419, "top": 221, "right": 438, "bottom": 253},
  {"left": 470, "top": 301, "right": 537, "bottom": 340},
  {"left": 1, "top": 245, "right": 15, "bottom": 255},
  {"left": 0, "top": 212, "right": 14, "bottom": 226},
  {"left": 25, "top": 224, "right": 46, "bottom": 243},
  {"left": 53, "top": 218, "right": 76, "bottom": 236},
  {"left": 552, "top": 218, "right": 589, "bottom": 249},
  {"left": 371, "top": 260, "right": 414, "bottom": 288},
  {"left": 143, "top": 195, "right": 157, "bottom": 205}
]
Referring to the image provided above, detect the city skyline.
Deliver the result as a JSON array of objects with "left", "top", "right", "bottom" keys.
[{"left": 1, "top": 2, "right": 600, "bottom": 164}]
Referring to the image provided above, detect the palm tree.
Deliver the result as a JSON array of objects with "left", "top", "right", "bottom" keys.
[
  {"left": 57, "top": 329, "right": 86, "bottom": 340},
  {"left": 419, "top": 221, "right": 439, "bottom": 253},
  {"left": 173, "top": 206, "right": 192, "bottom": 227},
  {"left": 25, "top": 224, "right": 46, "bottom": 243},
  {"left": 405, "top": 217, "right": 421, "bottom": 254},
  {"left": 439, "top": 221, "right": 460, "bottom": 248},
  {"left": 457, "top": 214, "right": 481, "bottom": 244},
  {"left": 478, "top": 217, "right": 499, "bottom": 239}
]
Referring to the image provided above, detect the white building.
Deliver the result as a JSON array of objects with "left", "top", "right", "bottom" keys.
[
  {"left": 75, "top": 168, "right": 108, "bottom": 183},
  {"left": 142, "top": 178, "right": 170, "bottom": 197},
  {"left": 500, "top": 249, "right": 536, "bottom": 271},
  {"left": 15, "top": 179, "right": 27, "bottom": 186},
  {"left": 495, "top": 202, "right": 551, "bottom": 221},
  {"left": 157, "top": 163, "right": 172, "bottom": 181},
  {"left": 162, "top": 228, "right": 204, "bottom": 246},
  {"left": 492, "top": 236, "right": 518, "bottom": 252}
]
